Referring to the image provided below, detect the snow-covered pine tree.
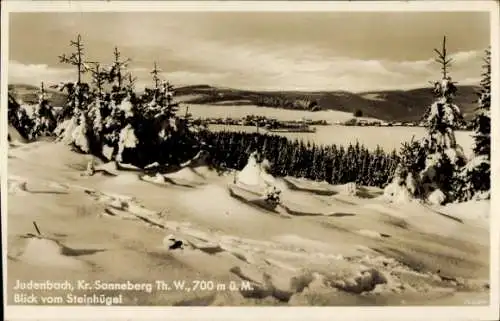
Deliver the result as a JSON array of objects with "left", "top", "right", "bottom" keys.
[
  {"left": 56, "top": 34, "right": 90, "bottom": 119},
  {"left": 384, "top": 36, "right": 466, "bottom": 205},
  {"left": 474, "top": 47, "right": 492, "bottom": 158},
  {"left": 108, "top": 47, "right": 131, "bottom": 90},
  {"left": 8, "top": 90, "right": 33, "bottom": 141},
  {"left": 86, "top": 62, "right": 110, "bottom": 155},
  {"left": 454, "top": 47, "right": 491, "bottom": 201},
  {"left": 139, "top": 62, "right": 185, "bottom": 165},
  {"left": 31, "top": 82, "right": 57, "bottom": 139},
  {"left": 126, "top": 73, "right": 137, "bottom": 92},
  {"left": 102, "top": 48, "right": 139, "bottom": 164},
  {"left": 53, "top": 34, "right": 94, "bottom": 153}
]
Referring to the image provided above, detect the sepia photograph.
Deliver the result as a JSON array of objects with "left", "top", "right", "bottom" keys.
[{"left": 1, "top": 1, "right": 499, "bottom": 320}]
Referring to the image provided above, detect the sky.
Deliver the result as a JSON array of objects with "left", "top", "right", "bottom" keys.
[{"left": 8, "top": 11, "right": 491, "bottom": 92}]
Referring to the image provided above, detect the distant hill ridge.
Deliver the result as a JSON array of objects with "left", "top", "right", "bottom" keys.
[{"left": 8, "top": 83, "right": 480, "bottom": 122}]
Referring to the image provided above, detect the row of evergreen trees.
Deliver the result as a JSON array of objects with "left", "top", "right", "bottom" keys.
[
  {"left": 199, "top": 131, "right": 399, "bottom": 187},
  {"left": 46, "top": 35, "right": 204, "bottom": 168}
]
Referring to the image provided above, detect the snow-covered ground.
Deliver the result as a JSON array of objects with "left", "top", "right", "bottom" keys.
[{"left": 6, "top": 140, "right": 490, "bottom": 306}]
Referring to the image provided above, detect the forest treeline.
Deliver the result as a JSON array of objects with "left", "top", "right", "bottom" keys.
[{"left": 201, "top": 131, "right": 399, "bottom": 187}]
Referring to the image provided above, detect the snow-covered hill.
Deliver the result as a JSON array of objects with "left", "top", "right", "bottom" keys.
[{"left": 6, "top": 141, "right": 489, "bottom": 306}]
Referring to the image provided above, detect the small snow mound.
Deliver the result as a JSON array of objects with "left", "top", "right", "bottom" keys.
[
  {"left": 20, "top": 238, "right": 84, "bottom": 269},
  {"left": 427, "top": 189, "right": 446, "bottom": 205}
]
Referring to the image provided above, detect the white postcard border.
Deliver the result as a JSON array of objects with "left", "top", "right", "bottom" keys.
[{"left": 1, "top": 1, "right": 499, "bottom": 320}]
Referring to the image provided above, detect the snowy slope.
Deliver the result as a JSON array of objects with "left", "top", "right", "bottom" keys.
[{"left": 6, "top": 141, "right": 490, "bottom": 306}]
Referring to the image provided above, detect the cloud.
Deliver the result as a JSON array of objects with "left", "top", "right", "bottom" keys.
[
  {"left": 9, "top": 60, "right": 75, "bottom": 86},
  {"left": 450, "top": 50, "right": 482, "bottom": 64},
  {"left": 8, "top": 45, "right": 483, "bottom": 92},
  {"left": 8, "top": 12, "right": 486, "bottom": 92}
]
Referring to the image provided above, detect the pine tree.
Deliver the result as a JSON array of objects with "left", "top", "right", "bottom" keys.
[
  {"left": 420, "top": 36, "right": 466, "bottom": 203},
  {"left": 126, "top": 73, "right": 138, "bottom": 93},
  {"left": 59, "top": 34, "right": 86, "bottom": 85},
  {"left": 139, "top": 62, "right": 185, "bottom": 165},
  {"left": 385, "top": 36, "right": 466, "bottom": 204},
  {"left": 473, "top": 47, "right": 491, "bottom": 158},
  {"left": 87, "top": 62, "right": 109, "bottom": 145},
  {"left": 8, "top": 91, "right": 33, "bottom": 141},
  {"left": 109, "top": 46, "right": 131, "bottom": 90},
  {"left": 54, "top": 34, "right": 93, "bottom": 153},
  {"left": 455, "top": 47, "right": 491, "bottom": 201},
  {"left": 31, "top": 82, "right": 57, "bottom": 139}
]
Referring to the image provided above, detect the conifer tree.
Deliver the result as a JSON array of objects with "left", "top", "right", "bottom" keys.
[
  {"left": 138, "top": 62, "right": 186, "bottom": 165},
  {"left": 385, "top": 36, "right": 466, "bottom": 204},
  {"left": 59, "top": 34, "right": 86, "bottom": 85},
  {"left": 126, "top": 73, "right": 138, "bottom": 92},
  {"left": 420, "top": 36, "right": 466, "bottom": 203},
  {"left": 455, "top": 47, "right": 491, "bottom": 200},
  {"left": 473, "top": 47, "right": 491, "bottom": 158},
  {"left": 86, "top": 62, "right": 110, "bottom": 153},
  {"left": 98, "top": 47, "right": 139, "bottom": 163},
  {"left": 109, "top": 46, "right": 131, "bottom": 89},
  {"left": 8, "top": 91, "right": 33, "bottom": 141},
  {"left": 56, "top": 34, "right": 91, "bottom": 118},
  {"left": 31, "top": 82, "right": 57, "bottom": 139},
  {"left": 54, "top": 34, "right": 93, "bottom": 152}
]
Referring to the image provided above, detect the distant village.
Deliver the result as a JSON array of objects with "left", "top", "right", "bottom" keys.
[{"left": 193, "top": 114, "right": 474, "bottom": 132}]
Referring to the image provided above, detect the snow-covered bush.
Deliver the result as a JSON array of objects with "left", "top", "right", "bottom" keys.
[{"left": 265, "top": 186, "right": 281, "bottom": 206}]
